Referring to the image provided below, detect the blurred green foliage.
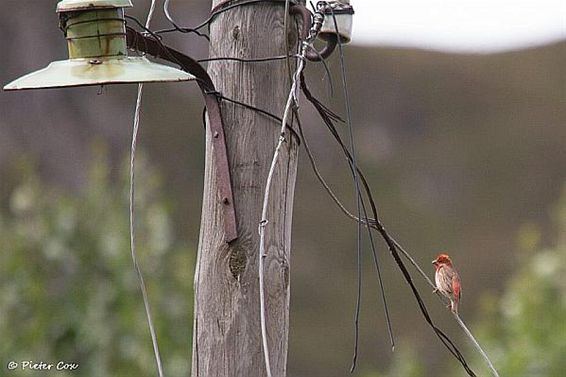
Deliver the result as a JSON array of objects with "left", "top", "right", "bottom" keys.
[
  {"left": 0, "top": 147, "right": 193, "bottom": 377},
  {"left": 362, "top": 344, "right": 424, "bottom": 377},
  {"left": 473, "top": 185, "right": 566, "bottom": 377},
  {"left": 1, "top": 145, "right": 564, "bottom": 377},
  {"left": 0, "top": 152, "right": 564, "bottom": 376},
  {"left": 363, "top": 185, "right": 566, "bottom": 377}
]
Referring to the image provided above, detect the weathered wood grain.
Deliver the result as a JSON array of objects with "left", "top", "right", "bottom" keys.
[{"left": 192, "top": 2, "right": 299, "bottom": 376}]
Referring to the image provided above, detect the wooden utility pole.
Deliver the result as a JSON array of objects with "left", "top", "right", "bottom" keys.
[{"left": 192, "top": 1, "right": 300, "bottom": 376}]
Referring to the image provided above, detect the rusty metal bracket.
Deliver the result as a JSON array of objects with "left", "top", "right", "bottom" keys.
[{"left": 126, "top": 29, "right": 238, "bottom": 243}]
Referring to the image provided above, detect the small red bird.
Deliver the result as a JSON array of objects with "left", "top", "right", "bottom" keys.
[{"left": 432, "top": 254, "right": 461, "bottom": 314}]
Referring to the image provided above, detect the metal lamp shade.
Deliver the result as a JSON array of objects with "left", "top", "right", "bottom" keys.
[
  {"left": 3, "top": 0, "right": 193, "bottom": 91},
  {"left": 4, "top": 57, "right": 193, "bottom": 90},
  {"left": 56, "top": 0, "right": 134, "bottom": 12}
]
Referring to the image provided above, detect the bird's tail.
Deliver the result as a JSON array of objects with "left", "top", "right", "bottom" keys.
[{"left": 451, "top": 299, "right": 459, "bottom": 314}]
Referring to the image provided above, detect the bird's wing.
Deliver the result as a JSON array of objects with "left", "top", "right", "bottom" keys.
[
  {"left": 452, "top": 273, "right": 461, "bottom": 300},
  {"left": 440, "top": 267, "right": 453, "bottom": 294}
]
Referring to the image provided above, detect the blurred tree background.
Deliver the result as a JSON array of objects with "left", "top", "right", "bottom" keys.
[
  {"left": 0, "top": 147, "right": 193, "bottom": 376},
  {"left": 472, "top": 188, "right": 566, "bottom": 377},
  {"left": 0, "top": 1, "right": 565, "bottom": 376},
  {"left": 365, "top": 187, "right": 566, "bottom": 377}
]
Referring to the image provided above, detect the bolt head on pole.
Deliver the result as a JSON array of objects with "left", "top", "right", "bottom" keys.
[{"left": 4, "top": 0, "right": 194, "bottom": 91}]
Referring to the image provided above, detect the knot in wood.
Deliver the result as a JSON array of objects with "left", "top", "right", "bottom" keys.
[
  {"left": 232, "top": 25, "right": 240, "bottom": 40},
  {"left": 228, "top": 245, "right": 247, "bottom": 280}
]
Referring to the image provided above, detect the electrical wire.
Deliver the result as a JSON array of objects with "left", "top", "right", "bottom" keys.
[
  {"left": 129, "top": 2, "right": 164, "bottom": 377},
  {"left": 125, "top": 20, "right": 303, "bottom": 144},
  {"left": 128, "top": 3, "right": 492, "bottom": 376},
  {"left": 300, "top": 73, "right": 478, "bottom": 377},
  {"left": 300, "top": 8, "right": 498, "bottom": 376},
  {"left": 197, "top": 55, "right": 295, "bottom": 63},
  {"left": 163, "top": 0, "right": 210, "bottom": 40},
  {"left": 125, "top": 17, "right": 186, "bottom": 69},
  {"left": 215, "top": 94, "right": 301, "bottom": 143},
  {"left": 155, "top": 0, "right": 289, "bottom": 36},
  {"left": 257, "top": 12, "right": 317, "bottom": 376},
  {"left": 284, "top": 0, "right": 294, "bottom": 85},
  {"left": 257, "top": 47, "right": 302, "bottom": 377},
  {"left": 325, "top": 7, "right": 395, "bottom": 369}
]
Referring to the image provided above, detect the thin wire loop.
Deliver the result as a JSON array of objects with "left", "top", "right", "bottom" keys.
[{"left": 163, "top": 0, "right": 210, "bottom": 40}]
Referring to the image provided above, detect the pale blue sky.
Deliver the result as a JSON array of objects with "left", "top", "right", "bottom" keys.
[{"left": 351, "top": 0, "right": 566, "bottom": 52}]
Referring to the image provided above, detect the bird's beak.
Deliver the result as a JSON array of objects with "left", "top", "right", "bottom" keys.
[{"left": 432, "top": 259, "right": 437, "bottom": 264}]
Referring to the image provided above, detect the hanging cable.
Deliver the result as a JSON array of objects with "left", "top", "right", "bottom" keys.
[
  {"left": 296, "top": 7, "right": 498, "bottom": 374},
  {"left": 124, "top": 1, "right": 495, "bottom": 375},
  {"left": 322, "top": 4, "right": 395, "bottom": 369},
  {"left": 256, "top": 9, "right": 325, "bottom": 376},
  {"left": 129, "top": 1, "right": 164, "bottom": 377},
  {"left": 300, "top": 70, "right": 478, "bottom": 376}
]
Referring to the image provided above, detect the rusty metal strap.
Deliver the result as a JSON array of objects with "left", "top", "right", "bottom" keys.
[{"left": 126, "top": 29, "right": 238, "bottom": 243}]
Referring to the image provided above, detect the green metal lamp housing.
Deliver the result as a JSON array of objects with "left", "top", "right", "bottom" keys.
[{"left": 4, "top": 0, "right": 193, "bottom": 91}]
